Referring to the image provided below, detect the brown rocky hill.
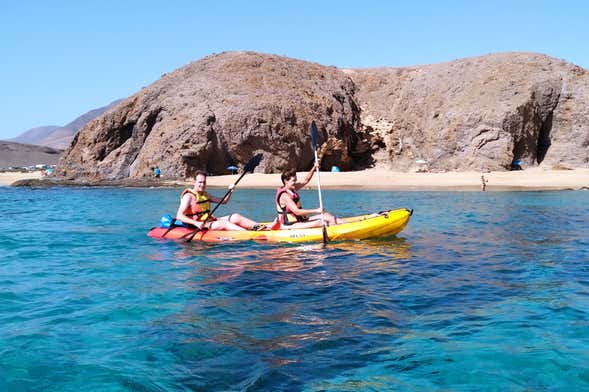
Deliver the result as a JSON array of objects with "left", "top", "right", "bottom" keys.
[
  {"left": 59, "top": 52, "right": 361, "bottom": 180},
  {"left": 57, "top": 51, "right": 589, "bottom": 181}
]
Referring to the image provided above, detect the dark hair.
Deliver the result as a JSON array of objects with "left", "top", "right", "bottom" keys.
[
  {"left": 194, "top": 170, "right": 207, "bottom": 178},
  {"left": 281, "top": 169, "right": 297, "bottom": 185}
]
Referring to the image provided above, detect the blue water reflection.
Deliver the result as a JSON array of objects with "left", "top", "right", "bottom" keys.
[{"left": 0, "top": 187, "right": 588, "bottom": 390}]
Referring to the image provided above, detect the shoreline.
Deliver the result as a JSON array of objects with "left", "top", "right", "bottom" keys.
[
  {"left": 2, "top": 168, "right": 588, "bottom": 191},
  {"left": 1, "top": 171, "right": 43, "bottom": 185},
  {"left": 204, "top": 168, "right": 589, "bottom": 191}
]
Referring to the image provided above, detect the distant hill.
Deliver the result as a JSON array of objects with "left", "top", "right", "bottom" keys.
[
  {"left": 0, "top": 141, "right": 63, "bottom": 168},
  {"left": 8, "top": 125, "right": 60, "bottom": 145},
  {"left": 8, "top": 99, "right": 123, "bottom": 149}
]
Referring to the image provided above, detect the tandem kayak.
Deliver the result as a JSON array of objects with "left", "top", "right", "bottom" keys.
[{"left": 147, "top": 208, "right": 413, "bottom": 244}]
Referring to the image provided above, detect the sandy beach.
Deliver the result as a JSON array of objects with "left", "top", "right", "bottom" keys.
[
  {"left": 2, "top": 168, "right": 588, "bottom": 191},
  {"left": 203, "top": 167, "right": 589, "bottom": 191},
  {"left": 0, "top": 171, "right": 43, "bottom": 186}
]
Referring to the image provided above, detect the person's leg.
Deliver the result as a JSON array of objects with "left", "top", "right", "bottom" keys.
[
  {"left": 219, "top": 214, "right": 266, "bottom": 230},
  {"left": 229, "top": 213, "right": 257, "bottom": 228},
  {"left": 323, "top": 212, "right": 340, "bottom": 225},
  {"left": 281, "top": 219, "right": 324, "bottom": 229},
  {"left": 307, "top": 212, "right": 341, "bottom": 225},
  {"left": 209, "top": 219, "right": 246, "bottom": 231},
  {"left": 332, "top": 213, "right": 344, "bottom": 225}
]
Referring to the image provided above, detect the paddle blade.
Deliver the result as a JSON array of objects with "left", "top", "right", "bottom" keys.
[
  {"left": 244, "top": 153, "right": 263, "bottom": 173},
  {"left": 310, "top": 121, "right": 319, "bottom": 150}
]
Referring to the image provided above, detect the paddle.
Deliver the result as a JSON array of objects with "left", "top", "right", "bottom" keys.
[
  {"left": 310, "top": 121, "right": 328, "bottom": 243},
  {"left": 183, "top": 153, "right": 263, "bottom": 242}
]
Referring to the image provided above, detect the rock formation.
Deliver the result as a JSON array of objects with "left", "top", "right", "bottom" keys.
[
  {"left": 58, "top": 52, "right": 360, "bottom": 180},
  {"left": 56, "top": 51, "right": 589, "bottom": 181},
  {"left": 350, "top": 52, "right": 589, "bottom": 171}
]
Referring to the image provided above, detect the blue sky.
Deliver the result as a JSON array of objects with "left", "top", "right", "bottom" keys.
[{"left": 2, "top": 0, "right": 588, "bottom": 140}]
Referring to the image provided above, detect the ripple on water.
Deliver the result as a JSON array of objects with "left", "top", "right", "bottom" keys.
[{"left": 1, "top": 188, "right": 589, "bottom": 390}]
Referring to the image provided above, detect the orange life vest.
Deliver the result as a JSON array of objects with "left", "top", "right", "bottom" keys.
[{"left": 181, "top": 189, "right": 212, "bottom": 221}]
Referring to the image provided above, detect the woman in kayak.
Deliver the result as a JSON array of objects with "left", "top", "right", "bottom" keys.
[
  {"left": 275, "top": 164, "right": 341, "bottom": 229},
  {"left": 176, "top": 171, "right": 266, "bottom": 231}
]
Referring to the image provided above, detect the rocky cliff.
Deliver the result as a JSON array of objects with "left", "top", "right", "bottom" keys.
[
  {"left": 57, "top": 51, "right": 589, "bottom": 180},
  {"left": 351, "top": 52, "right": 589, "bottom": 171}
]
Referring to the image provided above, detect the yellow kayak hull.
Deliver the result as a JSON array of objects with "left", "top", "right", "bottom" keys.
[{"left": 148, "top": 208, "right": 412, "bottom": 243}]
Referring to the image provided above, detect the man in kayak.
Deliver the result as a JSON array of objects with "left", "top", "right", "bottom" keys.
[
  {"left": 275, "top": 164, "right": 341, "bottom": 229},
  {"left": 176, "top": 171, "right": 266, "bottom": 231}
]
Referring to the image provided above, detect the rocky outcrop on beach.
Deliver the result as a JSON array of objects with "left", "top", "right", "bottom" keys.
[
  {"left": 58, "top": 52, "right": 361, "bottom": 180},
  {"left": 56, "top": 51, "right": 589, "bottom": 181},
  {"left": 350, "top": 52, "right": 589, "bottom": 171}
]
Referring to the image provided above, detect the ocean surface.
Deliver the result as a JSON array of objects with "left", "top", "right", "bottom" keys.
[{"left": 1, "top": 186, "right": 588, "bottom": 391}]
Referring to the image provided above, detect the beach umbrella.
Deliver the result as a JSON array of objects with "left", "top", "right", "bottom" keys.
[
  {"left": 226, "top": 165, "right": 238, "bottom": 174},
  {"left": 415, "top": 159, "right": 427, "bottom": 164}
]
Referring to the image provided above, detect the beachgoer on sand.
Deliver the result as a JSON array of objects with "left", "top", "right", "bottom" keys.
[
  {"left": 481, "top": 174, "right": 488, "bottom": 191},
  {"left": 176, "top": 170, "right": 266, "bottom": 231}
]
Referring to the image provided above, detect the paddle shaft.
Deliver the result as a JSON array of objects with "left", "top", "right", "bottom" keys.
[
  {"left": 310, "top": 121, "right": 328, "bottom": 243},
  {"left": 206, "top": 168, "right": 248, "bottom": 219},
  {"left": 313, "top": 149, "right": 326, "bottom": 229}
]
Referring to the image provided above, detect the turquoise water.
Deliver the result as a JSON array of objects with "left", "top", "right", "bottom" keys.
[{"left": 1, "top": 186, "right": 588, "bottom": 391}]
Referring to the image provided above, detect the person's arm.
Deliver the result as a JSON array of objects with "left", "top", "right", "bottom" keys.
[
  {"left": 280, "top": 193, "right": 321, "bottom": 217},
  {"left": 176, "top": 194, "right": 203, "bottom": 228},
  {"left": 295, "top": 162, "right": 319, "bottom": 190},
  {"left": 207, "top": 184, "right": 235, "bottom": 204}
]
